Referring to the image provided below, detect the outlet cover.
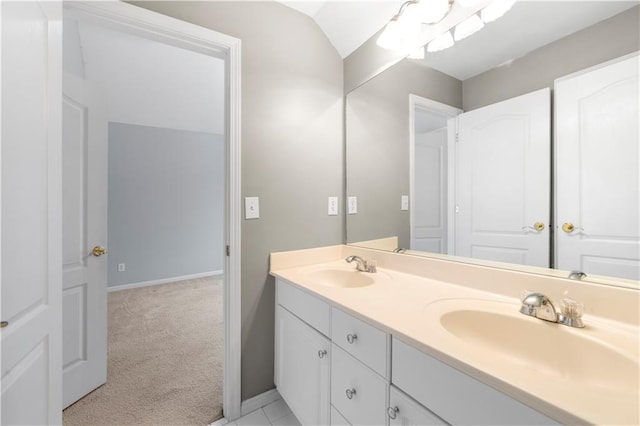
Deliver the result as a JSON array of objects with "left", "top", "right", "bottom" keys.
[{"left": 117, "top": 263, "right": 126, "bottom": 272}]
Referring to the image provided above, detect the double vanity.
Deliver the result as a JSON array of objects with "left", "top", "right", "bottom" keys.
[{"left": 270, "top": 245, "right": 639, "bottom": 425}]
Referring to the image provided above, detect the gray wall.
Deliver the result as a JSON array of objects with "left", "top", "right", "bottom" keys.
[
  {"left": 347, "top": 60, "right": 461, "bottom": 248},
  {"left": 108, "top": 123, "right": 225, "bottom": 287},
  {"left": 131, "top": 1, "right": 344, "bottom": 400},
  {"left": 463, "top": 6, "right": 640, "bottom": 111}
]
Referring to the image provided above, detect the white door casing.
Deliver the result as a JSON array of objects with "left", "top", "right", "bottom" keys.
[
  {"left": 63, "top": 1, "right": 243, "bottom": 420},
  {"left": 455, "top": 88, "right": 550, "bottom": 267},
  {"left": 1, "top": 2, "right": 63, "bottom": 424},
  {"left": 62, "top": 73, "right": 108, "bottom": 408},
  {"left": 555, "top": 52, "right": 640, "bottom": 280}
]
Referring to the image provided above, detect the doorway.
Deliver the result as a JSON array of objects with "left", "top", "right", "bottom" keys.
[
  {"left": 409, "top": 95, "right": 461, "bottom": 255},
  {"left": 61, "top": 1, "right": 241, "bottom": 422}
]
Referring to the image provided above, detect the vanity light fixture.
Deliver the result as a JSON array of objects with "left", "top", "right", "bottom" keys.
[
  {"left": 426, "top": 30, "right": 454, "bottom": 52},
  {"left": 454, "top": 13, "right": 484, "bottom": 41},
  {"left": 377, "top": 0, "right": 516, "bottom": 55}
]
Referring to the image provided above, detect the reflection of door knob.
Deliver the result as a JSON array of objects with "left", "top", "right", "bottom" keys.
[
  {"left": 562, "top": 223, "right": 584, "bottom": 233},
  {"left": 91, "top": 246, "right": 108, "bottom": 256}
]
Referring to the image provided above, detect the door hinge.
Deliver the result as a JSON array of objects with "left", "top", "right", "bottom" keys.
[
  {"left": 226, "top": 245, "right": 230, "bottom": 256},
  {"left": 455, "top": 132, "right": 459, "bottom": 143}
]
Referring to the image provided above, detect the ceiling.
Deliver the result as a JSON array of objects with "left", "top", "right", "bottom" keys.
[{"left": 278, "top": 1, "right": 638, "bottom": 80}]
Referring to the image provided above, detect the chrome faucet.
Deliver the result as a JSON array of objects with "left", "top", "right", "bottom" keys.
[
  {"left": 345, "top": 255, "right": 376, "bottom": 273},
  {"left": 568, "top": 270, "right": 587, "bottom": 280},
  {"left": 520, "top": 292, "right": 559, "bottom": 322},
  {"left": 519, "top": 292, "right": 585, "bottom": 328}
]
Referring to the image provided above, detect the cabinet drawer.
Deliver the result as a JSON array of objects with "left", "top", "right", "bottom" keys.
[
  {"left": 331, "top": 406, "right": 351, "bottom": 426},
  {"left": 331, "top": 344, "right": 387, "bottom": 426},
  {"left": 277, "top": 279, "right": 330, "bottom": 336},
  {"left": 392, "top": 338, "right": 558, "bottom": 425},
  {"left": 388, "top": 385, "right": 447, "bottom": 426},
  {"left": 331, "top": 307, "right": 389, "bottom": 378}
]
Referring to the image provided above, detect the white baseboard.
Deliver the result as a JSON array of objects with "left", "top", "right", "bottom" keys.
[
  {"left": 108, "top": 270, "right": 224, "bottom": 292},
  {"left": 240, "top": 388, "right": 281, "bottom": 417}
]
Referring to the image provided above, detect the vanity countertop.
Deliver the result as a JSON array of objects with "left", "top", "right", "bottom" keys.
[{"left": 270, "top": 245, "right": 639, "bottom": 425}]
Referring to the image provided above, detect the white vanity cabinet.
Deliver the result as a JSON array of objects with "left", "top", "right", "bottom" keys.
[
  {"left": 275, "top": 278, "right": 559, "bottom": 426},
  {"left": 392, "top": 338, "right": 559, "bottom": 425},
  {"left": 275, "top": 280, "right": 331, "bottom": 425}
]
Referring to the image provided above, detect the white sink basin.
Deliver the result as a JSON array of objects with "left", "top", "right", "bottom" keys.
[
  {"left": 426, "top": 299, "right": 639, "bottom": 393},
  {"left": 303, "top": 268, "right": 375, "bottom": 288}
]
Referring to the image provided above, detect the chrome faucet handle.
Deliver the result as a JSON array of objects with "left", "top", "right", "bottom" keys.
[{"left": 558, "top": 298, "right": 585, "bottom": 328}]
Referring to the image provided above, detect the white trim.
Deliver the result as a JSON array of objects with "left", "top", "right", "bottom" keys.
[
  {"left": 240, "top": 388, "right": 282, "bottom": 417},
  {"left": 107, "top": 270, "right": 224, "bottom": 292},
  {"left": 63, "top": 1, "right": 242, "bottom": 420},
  {"left": 408, "top": 94, "right": 462, "bottom": 255}
]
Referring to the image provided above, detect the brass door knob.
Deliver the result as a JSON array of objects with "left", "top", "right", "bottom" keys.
[
  {"left": 91, "top": 246, "right": 108, "bottom": 257},
  {"left": 1, "top": 321, "right": 8, "bottom": 328},
  {"left": 562, "top": 223, "right": 575, "bottom": 233},
  {"left": 533, "top": 222, "right": 545, "bottom": 231}
]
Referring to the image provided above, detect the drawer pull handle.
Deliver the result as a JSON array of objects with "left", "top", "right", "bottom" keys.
[
  {"left": 317, "top": 349, "right": 327, "bottom": 359},
  {"left": 345, "top": 388, "right": 356, "bottom": 400},
  {"left": 387, "top": 406, "right": 399, "bottom": 420},
  {"left": 346, "top": 333, "right": 358, "bottom": 344}
]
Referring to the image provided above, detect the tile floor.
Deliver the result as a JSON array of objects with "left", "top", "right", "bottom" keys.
[{"left": 220, "top": 398, "right": 300, "bottom": 426}]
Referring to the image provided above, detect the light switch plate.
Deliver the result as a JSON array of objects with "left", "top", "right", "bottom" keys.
[
  {"left": 328, "top": 197, "right": 338, "bottom": 216},
  {"left": 348, "top": 196, "right": 358, "bottom": 214},
  {"left": 245, "top": 197, "right": 260, "bottom": 219},
  {"left": 401, "top": 195, "right": 409, "bottom": 211}
]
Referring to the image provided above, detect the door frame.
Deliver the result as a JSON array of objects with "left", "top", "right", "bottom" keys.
[
  {"left": 408, "top": 94, "right": 462, "bottom": 254},
  {"left": 63, "top": 1, "right": 242, "bottom": 420}
]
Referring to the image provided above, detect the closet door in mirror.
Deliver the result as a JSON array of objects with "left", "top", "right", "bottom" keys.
[
  {"left": 555, "top": 53, "right": 639, "bottom": 280},
  {"left": 455, "top": 88, "right": 550, "bottom": 267}
]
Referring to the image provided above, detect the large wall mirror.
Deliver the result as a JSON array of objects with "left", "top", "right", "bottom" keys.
[{"left": 346, "top": 1, "right": 639, "bottom": 287}]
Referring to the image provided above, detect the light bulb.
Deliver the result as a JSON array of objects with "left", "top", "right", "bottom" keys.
[
  {"left": 481, "top": 0, "right": 516, "bottom": 23},
  {"left": 426, "top": 31, "right": 454, "bottom": 52},
  {"left": 407, "top": 45, "right": 425, "bottom": 59},
  {"left": 416, "top": 0, "right": 450, "bottom": 24},
  {"left": 454, "top": 14, "right": 484, "bottom": 41},
  {"left": 376, "top": 16, "right": 402, "bottom": 50}
]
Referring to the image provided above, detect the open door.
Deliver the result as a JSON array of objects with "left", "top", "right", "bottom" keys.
[
  {"left": 61, "top": 73, "right": 108, "bottom": 407},
  {"left": 455, "top": 88, "right": 550, "bottom": 267},
  {"left": 1, "top": 2, "right": 63, "bottom": 424}
]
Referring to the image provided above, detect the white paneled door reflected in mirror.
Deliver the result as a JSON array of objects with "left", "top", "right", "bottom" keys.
[{"left": 345, "top": 2, "right": 640, "bottom": 286}]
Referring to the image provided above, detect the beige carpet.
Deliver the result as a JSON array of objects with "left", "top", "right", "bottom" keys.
[{"left": 63, "top": 276, "right": 224, "bottom": 426}]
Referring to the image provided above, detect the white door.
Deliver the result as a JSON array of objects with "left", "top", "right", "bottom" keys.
[
  {"left": 555, "top": 53, "right": 640, "bottom": 280},
  {"left": 455, "top": 88, "right": 550, "bottom": 267},
  {"left": 62, "top": 73, "right": 108, "bottom": 407},
  {"left": 1, "top": 2, "right": 63, "bottom": 424},
  {"left": 413, "top": 128, "right": 448, "bottom": 253}
]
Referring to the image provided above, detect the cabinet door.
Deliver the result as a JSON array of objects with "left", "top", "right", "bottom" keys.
[
  {"left": 276, "top": 306, "right": 330, "bottom": 425},
  {"left": 388, "top": 386, "right": 446, "bottom": 426}
]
